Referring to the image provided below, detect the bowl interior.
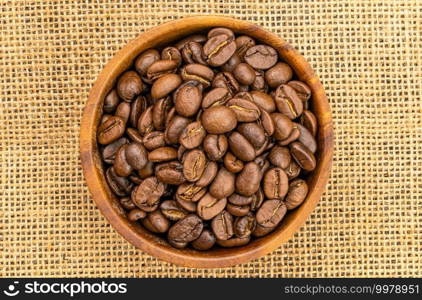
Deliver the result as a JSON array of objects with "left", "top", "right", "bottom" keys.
[{"left": 80, "top": 16, "right": 333, "bottom": 268}]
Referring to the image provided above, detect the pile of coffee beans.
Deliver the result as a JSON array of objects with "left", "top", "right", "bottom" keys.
[{"left": 97, "top": 28, "right": 318, "bottom": 250}]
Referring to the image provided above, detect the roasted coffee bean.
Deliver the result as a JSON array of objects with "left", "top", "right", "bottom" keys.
[
  {"left": 117, "top": 71, "right": 144, "bottom": 102},
  {"left": 126, "top": 128, "right": 143, "bottom": 144},
  {"left": 300, "top": 110, "right": 318, "bottom": 137},
  {"left": 265, "top": 62, "right": 293, "bottom": 88},
  {"left": 148, "top": 146, "right": 178, "bottom": 162},
  {"left": 120, "top": 197, "right": 136, "bottom": 210},
  {"left": 249, "top": 90, "right": 276, "bottom": 112},
  {"left": 137, "top": 161, "right": 154, "bottom": 179},
  {"left": 256, "top": 199, "right": 287, "bottom": 228},
  {"left": 228, "top": 132, "right": 256, "bottom": 162},
  {"left": 124, "top": 142, "right": 148, "bottom": 171},
  {"left": 201, "top": 106, "right": 237, "bottom": 134},
  {"left": 168, "top": 214, "right": 203, "bottom": 243},
  {"left": 209, "top": 167, "right": 235, "bottom": 199},
  {"left": 151, "top": 73, "right": 182, "bottom": 100},
  {"left": 128, "top": 208, "right": 147, "bottom": 221},
  {"left": 175, "top": 34, "right": 207, "bottom": 50},
  {"left": 288, "top": 80, "right": 311, "bottom": 102},
  {"left": 259, "top": 108, "right": 275, "bottom": 136},
  {"left": 284, "top": 160, "right": 301, "bottom": 180},
  {"left": 129, "top": 96, "right": 147, "bottom": 127},
  {"left": 176, "top": 195, "right": 197, "bottom": 212},
  {"left": 143, "top": 131, "right": 166, "bottom": 151},
  {"left": 237, "top": 122, "right": 266, "bottom": 149},
  {"left": 244, "top": 45, "right": 278, "bottom": 70},
  {"left": 226, "top": 203, "right": 250, "bottom": 217},
  {"left": 221, "top": 53, "right": 241, "bottom": 72},
  {"left": 155, "top": 161, "right": 186, "bottom": 185},
  {"left": 235, "top": 162, "right": 261, "bottom": 196},
  {"left": 137, "top": 106, "right": 154, "bottom": 136},
  {"left": 234, "top": 213, "right": 256, "bottom": 237},
  {"left": 152, "top": 97, "right": 172, "bottom": 130},
  {"left": 106, "top": 167, "right": 133, "bottom": 196},
  {"left": 269, "top": 146, "right": 291, "bottom": 169},
  {"left": 252, "top": 224, "right": 275, "bottom": 237},
  {"left": 135, "top": 49, "right": 161, "bottom": 76},
  {"left": 235, "top": 35, "right": 256, "bottom": 60},
  {"left": 263, "top": 168, "right": 289, "bottom": 200},
  {"left": 203, "top": 34, "right": 236, "bottom": 66},
  {"left": 132, "top": 177, "right": 164, "bottom": 212},
  {"left": 211, "top": 211, "right": 234, "bottom": 241},
  {"left": 285, "top": 179, "right": 308, "bottom": 210},
  {"left": 98, "top": 116, "right": 125, "bottom": 145},
  {"left": 203, "top": 134, "right": 228, "bottom": 161},
  {"left": 183, "top": 149, "right": 207, "bottom": 182},
  {"left": 202, "top": 87, "right": 231, "bottom": 109},
  {"left": 223, "top": 152, "right": 244, "bottom": 173},
  {"left": 226, "top": 98, "right": 260, "bottom": 122},
  {"left": 146, "top": 210, "right": 170, "bottom": 233},
  {"left": 297, "top": 123, "right": 317, "bottom": 153},
  {"left": 271, "top": 113, "right": 294, "bottom": 140},
  {"left": 217, "top": 236, "right": 250, "bottom": 247},
  {"left": 181, "top": 41, "right": 207, "bottom": 65},
  {"left": 181, "top": 64, "right": 214, "bottom": 87},
  {"left": 197, "top": 193, "right": 227, "bottom": 220},
  {"left": 168, "top": 239, "right": 188, "bottom": 249},
  {"left": 208, "top": 27, "right": 235, "bottom": 39},
  {"left": 273, "top": 84, "right": 303, "bottom": 119},
  {"left": 251, "top": 70, "right": 268, "bottom": 92},
  {"left": 146, "top": 59, "right": 178, "bottom": 82},
  {"left": 174, "top": 81, "right": 202, "bottom": 117},
  {"left": 254, "top": 153, "right": 270, "bottom": 174},
  {"left": 277, "top": 126, "right": 300, "bottom": 146},
  {"left": 290, "top": 141, "right": 316, "bottom": 172},
  {"left": 196, "top": 161, "right": 218, "bottom": 187},
  {"left": 250, "top": 188, "right": 265, "bottom": 211},
  {"left": 165, "top": 115, "right": 190, "bottom": 144},
  {"left": 228, "top": 193, "right": 253, "bottom": 206},
  {"left": 102, "top": 137, "right": 128, "bottom": 164},
  {"left": 114, "top": 145, "right": 133, "bottom": 177},
  {"left": 161, "top": 46, "right": 182, "bottom": 65},
  {"left": 176, "top": 183, "right": 206, "bottom": 202},
  {"left": 129, "top": 173, "right": 143, "bottom": 184},
  {"left": 160, "top": 200, "right": 188, "bottom": 221},
  {"left": 191, "top": 229, "right": 216, "bottom": 250},
  {"left": 233, "top": 63, "right": 256, "bottom": 85},
  {"left": 101, "top": 114, "right": 112, "bottom": 123},
  {"left": 104, "top": 89, "right": 120, "bottom": 113},
  {"left": 115, "top": 102, "right": 131, "bottom": 124},
  {"left": 177, "top": 145, "right": 187, "bottom": 161},
  {"left": 212, "top": 72, "right": 239, "bottom": 95},
  {"left": 179, "top": 121, "right": 206, "bottom": 149}
]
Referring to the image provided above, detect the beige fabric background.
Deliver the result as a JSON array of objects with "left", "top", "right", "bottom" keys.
[{"left": 1, "top": 0, "right": 421, "bottom": 277}]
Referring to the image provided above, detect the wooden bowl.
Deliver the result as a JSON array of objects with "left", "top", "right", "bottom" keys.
[{"left": 80, "top": 16, "right": 333, "bottom": 268}]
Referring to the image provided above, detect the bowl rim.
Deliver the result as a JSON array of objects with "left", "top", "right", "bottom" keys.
[{"left": 80, "top": 16, "right": 334, "bottom": 268}]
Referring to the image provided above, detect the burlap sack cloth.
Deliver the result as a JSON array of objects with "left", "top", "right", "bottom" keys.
[{"left": 1, "top": 0, "right": 421, "bottom": 277}]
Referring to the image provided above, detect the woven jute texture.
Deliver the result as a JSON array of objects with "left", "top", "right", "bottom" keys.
[{"left": 1, "top": 0, "right": 421, "bottom": 278}]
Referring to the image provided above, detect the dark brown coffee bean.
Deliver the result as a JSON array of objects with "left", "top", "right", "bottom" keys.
[
  {"left": 137, "top": 106, "right": 154, "bottom": 136},
  {"left": 124, "top": 142, "right": 148, "bottom": 171},
  {"left": 211, "top": 211, "right": 234, "bottom": 241},
  {"left": 161, "top": 46, "right": 182, "bottom": 65},
  {"left": 226, "top": 98, "right": 261, "bottom": 122},
  {"left": 203, "top": 134, "right": 228, "bottom": 161},
  {"left": 181, "top": 41, "right": 207, "bottom": 65},
  {"left": 284, "top": 160, "right": 301, "bottom": 180},
  {"left": 181, "top": 64, "right": 214, "bottom": 87},
  {"left": 202, "top": 87, "right": 231, "bottom": 109},
  {"left": 176, "top": 195, "right": 197, "bottom": 212},
  {"left": 117, "top": 71, "right": 144, "bottom": 102},
  {"left": 235, "top": 35, "right": 256, "bottom": 60},
  {"left": 106, "top": 167, "right": 133, "bottom": 196},
  {"left": 177, "top": 144, "right": 187, "bottom": 161},
  {"left": 102, "top": 137, "right": 128, "bottom": 164},
  {"left": 249, "top": 90, "right": 276, "bottom": 112},
  {"left": 244, "top": 45, "right": 278, "bottom": 70},
  {"left": 197, "top": 193, "right": 227, "bottom": 220},
  {"left": 179, "top": 121, "right": 206, "bottom": 149},
  {"left": 196, "top": 161, "right": 218, "bottom": 187},
  {"left": 209, "top": 167, "right": 235, "bottom": 199},
  {"left": 297, "top": 123, "right": 317, "bottom": 153},
  {"left": 286, "top": 179, "right": 308, "bottom": 210},
  {"left": 233, "top": 63, "right": 256, "bottom": 85},
  {"left": 203, "top": 34, "right": 236, "bottom": 66},
  {"left": 237, "top": 122, "right": 266, "bottom": 149},
  {"left": 208, "top": 27, "right": 235, "bottom": 39},
  {"left": 251, "top": 188, "right": 265, "bottom": 211},
  {"left": 165, "top": 115, "right": 190, "bottom": 144},
  {"left": 290, "top": 141, "right": 316, "bottom": 171},
  {"left": 263, "top": 168, "right": 289, "bottom": 199},
  {"left": 251, "top": 70, "right": 268, "bottom": 92},
  {"left": 103, "top": 89, "right": 120, "bottom": 113},
  {"left": 168, "top": 239, "right": 188, "bottom": 249},
  {"left": 234, "top": 213, "right": 256, "bottom": 237},
  {"left": 300, "top": 110, "right": 318, "bottom": 137},
  {"left": 125, "top": 128, "right": 142, "bottom": 144},
  {"left": 265, "top": 62, "right": 293, "bottom": 88},
  {"left": 201, "top": 106, "right": 237, "bottom": 134},
  {"left": 223, "top": 152, "right": 244, "bottom": 173},
  {"left": 271, "top": 113, "right": 294, "bottom": 140},
  {"left": 259, "top": 108, "right": 275, "bottom": 136},
  {"left": 235, "top": 162, "right": 262, "bottom": 196},
  {"left": 132, "top": 177, "right": 164, "bottom": 212},
  {"left": 256, "top": 199, "right": 287, "bottom": 228},
  {"left": 277, "top": 126, "right": 300, "bottom": 145},
  {"left": 252, "top": 224, "right": 275, "bottom": 237},
  {"left": 128, "top": 208, "right": 147, "bottom": 221},
  {"left": 183, "top": 149, "right": 207, "bottom": 182},
  {"left": 148, "top": 146, "right": 177, "bottom": 162},
  {"left": 98, "top": 116, "right": 125, "bottom": 145},
  {"left": 135, "top": 49, "right": 160, "bottom": 76},
  {"left": 151, "top": 73, "right": 182, "bottom": 100},
  {"left": 221, "top": 52, "right": 241, "bottom": 72},
  {"left": 113, "top": 145, "right": 132, "bottom": 177},
  {"left": 160, "top": 200, "right": 188, "bottom": 221},
  {"left": 155, "top": 160, "right": 186, "bottom": 184},
  {"left": 129, "top": 173, "right": 143, "bottom": 184},
  {"left": 226, "top": 203, "right": 250, "bottom": 217},
  {"left": 212, "top": 72, "right": 239, "bottom": 95},
  {"left": 228, "top": 193, "right": 253, "bottom": 206},
  {"left": 114, "top": 101, "right": 131, "bottom": 124},
  {"left": 101, "top": 114, "right": 112, "bottom": 123},
  {"left": 176, "top": 183, "right": 206, "bottom": 202},
  {"left": 120, "top": 197, "right": 136, "bottom": 210},
  {"left": 174, "top": 81, "right": 202, "bottom": 117},
  {"left": 273, "top": 84, "right": 303, "bottom": 119},
  {"left": 288, "top": 80, "right": 311, "bottom": 102},
  {"left": 191, "top": 229, "right": 216, "bottom": 250},
  {"left": 217, "top": 236, "right": 250, "bottom": 247},
  {"left": 254, "top": 152, "right": 270, "bottom": 172},
  {"left": 175, "top": 34, "right": 207, "bottom": 50},
  {"left": 145, "top": 59, "right": 178, "bottom": 82},
  {"left": 129, "top": 96, "right": 147, "bottom": 128},
  {"left": 269, "top": 146, "right": 291, "bottom": 169},
  {"left": 145, "top": 210, "right": 170, "bottom": 233},
  {"left": 142, "top": 131, "right": 166, "bottom": 151},
  {"left": 168, "top": 214, "right": 203, "bottom": 243},
  {"left": 137, "top": 161, "right": 154, "bottom": 179},
  {"left": 228, "top": 132, "right": 256, "bottom": 162},
  {"left": 152, "top": 97, "right": 172, "bottom": 130}
]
